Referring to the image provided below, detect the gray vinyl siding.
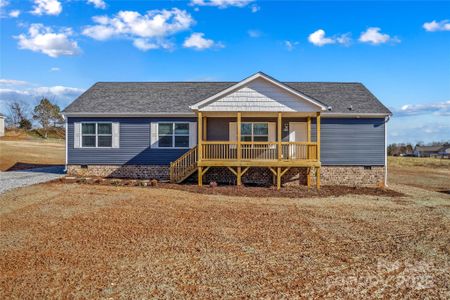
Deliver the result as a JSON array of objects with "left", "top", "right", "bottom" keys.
[
  {"left": 68, "top": 117, "right": 385, "bottom": 166},
  {"left": 67, "top": 117, "right": 195, "bottom": 165},
  {"left": 311, "top": 118, "right": 385, "bottom": 166}
]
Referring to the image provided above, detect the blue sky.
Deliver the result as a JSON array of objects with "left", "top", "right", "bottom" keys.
[{"left": 0, "top": 0, "right": 449, "bottom": 144}]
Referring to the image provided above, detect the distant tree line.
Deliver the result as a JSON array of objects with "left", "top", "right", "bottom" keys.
[{"left": 5, "top": 98, "right": 64, "bottom": 139}]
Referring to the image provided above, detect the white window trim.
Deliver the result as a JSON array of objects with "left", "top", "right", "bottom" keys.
[
  {"left": 80, "top": 122, "right": 113, "bottom": 149},
  {"left": 157, "top": 122, "right": 190, "bottom": 149},
  {"left": 241, "top": 122, "right": 269, "bottom": 142}
]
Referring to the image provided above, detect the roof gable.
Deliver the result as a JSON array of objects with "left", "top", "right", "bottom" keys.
[{"left": 190, "top": 72, "right": 327, "bottom": 112}]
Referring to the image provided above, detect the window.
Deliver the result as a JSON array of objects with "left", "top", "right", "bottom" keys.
[
  {"left": 81, "top": 123, "right": 112, "bottom": 148},
  {"left": 241, "top": 122, "right": 268, "bottom": 142},
  {"left": 158, "top": 122, "right": 190, "bottom": 148}
]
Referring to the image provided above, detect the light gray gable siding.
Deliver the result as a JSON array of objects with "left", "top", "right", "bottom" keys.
[
  {"left": 67, "top": 117, "right": 195, "bottom": 165},
  {"left": 311, "top": 118, "right": 385, "bottom": 165}
]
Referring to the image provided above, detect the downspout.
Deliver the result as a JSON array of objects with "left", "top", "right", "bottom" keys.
[
  {"left": 64, "top": 115, "right": 68, "bottom": 173},
  {"left": 384, "top": 115, "right": 391, "bottom": 187}
]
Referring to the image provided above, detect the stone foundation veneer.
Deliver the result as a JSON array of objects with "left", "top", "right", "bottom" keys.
[
  {"left": 203, "top": 166, "right": 385, "bottom": 187},
  {"left": 68, "top": 165, "right": 385, "bottom": 186},
  {"left": 67, "top": 165, "right": 169, "bottom": 180}
]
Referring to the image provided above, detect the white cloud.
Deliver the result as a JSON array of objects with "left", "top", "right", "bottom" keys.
[
  {"left": 423, "top": 20, "right": 450, "bottom": 32},
  {"left": 247, "top": 29, "right": 261, "bottom": 38},
  {"left": 250, "top": 4, "right": 260, "bottom": 13},
  {"left": 0, "top": 79, "right": 30, "bottom": 86},
  {"left": 359, "top": 27, "right": 399, "bottom": 45},
  {"left": 190, "top": 0, "right": 253, "bottom": 8},
  {"left": 133, "top": 38, "right": 173, "bottom": 51},
  {"left": 87, "top": 0, "right": 106, "bottom": 9},
  {"left": 15, "top": 24, "right": 81, "bottom": 58},
  {"left": 183, "top": 32, "right": 222, "bottom": 50},
  {"left": 31, "top": 0, "right": 62, "bottom": 16},
  {"left": 308, "top": 29, "right": 351, "bottom": 47},
  {"left": 395, "top": 100, "right": 450, "bottom": 117},
  {"left": 83, "top": 8, "right": 194, "bottom": 51},
  {"left": 0, "top": 84, "right": 84, "bottom": 113},
  {"left": 284, "top": 40, "right": 298, "bottom": 51},
  {"left": 50, "top": 67, "right": 60, "bottom": 72},
  {"left": 8, "top": 9, "right": 19, "bottom": 17},
  {"left": 0, "top": 0, "right": 9, "bottom": 8}
]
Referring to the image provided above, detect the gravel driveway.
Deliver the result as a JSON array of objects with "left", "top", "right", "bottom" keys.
[{"left": 0, "top": 166, "right": 65, "bottom": 194}]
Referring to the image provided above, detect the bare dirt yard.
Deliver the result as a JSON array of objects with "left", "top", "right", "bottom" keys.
[
  {"left": 0, "top": 131, "right": 65, "bottom": 171},
  {"left": 1, "top": 181, "right": 449, "bottom": 298}
]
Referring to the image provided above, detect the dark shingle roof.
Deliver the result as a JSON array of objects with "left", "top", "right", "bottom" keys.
[{"left": 63, "top": 81, "right": 391, "bottom": 115}]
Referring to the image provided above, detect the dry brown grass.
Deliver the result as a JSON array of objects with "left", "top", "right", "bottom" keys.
[
  {"left": 0, "top": 139, "right": 64, "bottom": 171},
  {"left": 1, "top": 182, "right": 449, "bottom": 298},
  {"left": 388, "top": 157, "right": 450, "bottom": 193}
]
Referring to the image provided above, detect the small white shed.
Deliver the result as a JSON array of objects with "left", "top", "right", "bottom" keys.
[{"left": 0, "top": 113, "right": 5, "bottom": 137}]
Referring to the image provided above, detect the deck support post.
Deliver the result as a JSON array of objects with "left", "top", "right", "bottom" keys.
[
  {"left": 277, "top": 112, "right": 282, "bottom": 161},
  {"left": 237, "top": 166, "right": 242, "bottom": 186},
  {"left": 276, "top": 167, "right": 281, "bottom": 190},
  {"left": 197, "top": 111, "right": 203, "bottom": 187},
  {"left": 198, "top": 166, "right": 203, "bottom": 187}
]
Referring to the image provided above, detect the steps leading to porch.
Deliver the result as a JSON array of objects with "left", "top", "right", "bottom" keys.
[{"left": 170, "top": 146, "right": 198, "bottom": 183}]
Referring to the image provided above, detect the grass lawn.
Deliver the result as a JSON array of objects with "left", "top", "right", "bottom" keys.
[
  {"left": 0, "top": 134, "right": 65, "bottom": 171},
  {"left": 1, "top": 182, "right": 449, "bottom": 298},
  {"left": 388, "top": 157, "right": 450, "bottom": 193}
]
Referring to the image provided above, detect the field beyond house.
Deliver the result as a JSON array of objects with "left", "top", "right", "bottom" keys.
[
  {"left": 0, "top": 138, "right": 449, "bottom": 297},
  {"left": 0, "top": 129, "right": 65, "bottom": 171}
]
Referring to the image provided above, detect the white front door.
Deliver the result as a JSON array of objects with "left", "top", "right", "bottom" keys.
[{"left": 289, "top": 122, "right": 307, "bottom": 159}]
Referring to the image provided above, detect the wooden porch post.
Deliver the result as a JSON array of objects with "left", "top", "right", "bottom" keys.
[
  {"left": 277, "top": 112, "right": 282, "bottom": 161},
  {"left": 237, "top": 112, "right": 242, "bottom": 185},
  {"left": 307, "top": 116, "right": 311, "bottom": 188},
  {"left": 316, "top": 112, "right": 321, "bottom": 190},
  {"left": 203, "top": 116, "right": 207, "bottom": 140},
  {"left": 197, "top": 111, "right": 203, "bottom": 187}
]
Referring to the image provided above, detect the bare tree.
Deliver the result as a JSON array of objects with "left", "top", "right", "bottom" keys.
[{"left": 7, "top": 101, "right": 30, "bottom": 128}]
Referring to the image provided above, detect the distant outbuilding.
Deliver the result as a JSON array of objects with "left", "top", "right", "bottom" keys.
[{"left": 0, "top": 113, "right": 5, "bottom": 137}]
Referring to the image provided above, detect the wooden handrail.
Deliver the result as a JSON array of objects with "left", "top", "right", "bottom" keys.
[{"left": 170, "top": 146, "right": 198, "bottom": 182}]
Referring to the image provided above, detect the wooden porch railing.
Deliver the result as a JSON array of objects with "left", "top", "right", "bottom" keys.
[{"left": 201, "top": 141, "right": 318, "bottom": 161}]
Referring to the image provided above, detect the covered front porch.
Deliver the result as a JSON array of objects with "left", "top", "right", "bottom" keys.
[
  {"left": 171, "top": 111, "right": 322, "bottom": 189},
  {"left": 169, "top": 72, "right": 326, "bottom": 189}
]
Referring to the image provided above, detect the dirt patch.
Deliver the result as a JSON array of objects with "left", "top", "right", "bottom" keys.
[
  {"left": 0, "top": 182, "right": 448, "bottom": 298},
  {"left": 161, "top": 183, "right": 404, "bottom": 198},
  {"left": 55, "top": 177, "right": 404, "bottom": 198}
]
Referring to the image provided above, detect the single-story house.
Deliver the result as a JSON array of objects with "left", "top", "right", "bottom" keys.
[
  {"left": 62, "top": 72, "right": 392, "bottom": 189},
  {"left": 414, "top": 144, "right": 450, "bottom": 158}
]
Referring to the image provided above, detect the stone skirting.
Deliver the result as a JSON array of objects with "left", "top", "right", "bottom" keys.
[
  {"left": 314, "top": 166, "right": 385, "bottom": 186},
  {"left": 67, "top": 165, "right": 169, "bottom": 180},
  {"left": 202, "top": 166, "right": 385, "bottom": 187},
  {"left": 67, "top": 165, "right": 385, "bottom": 186}
]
